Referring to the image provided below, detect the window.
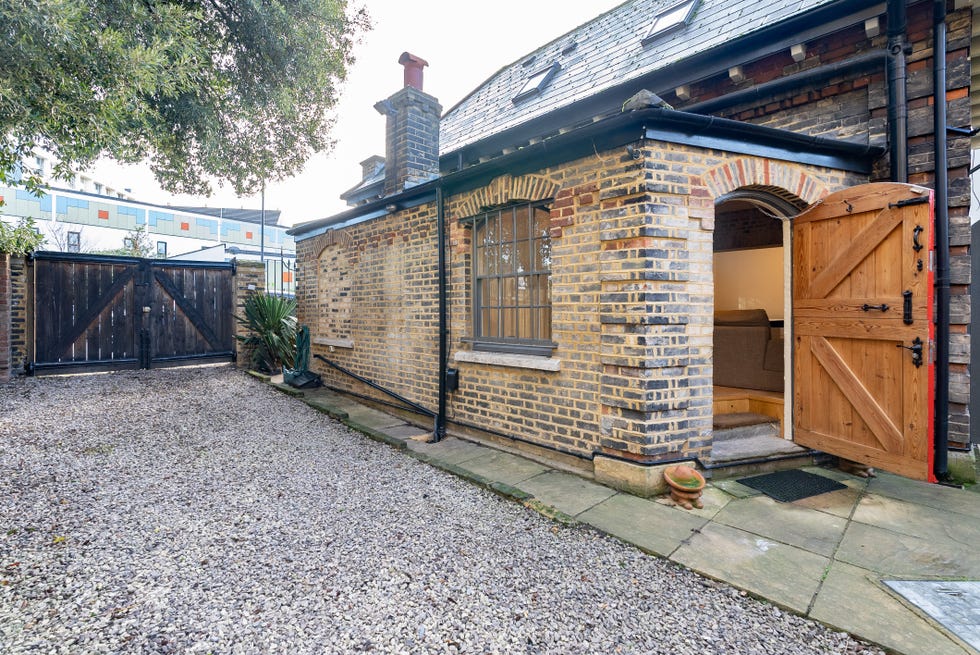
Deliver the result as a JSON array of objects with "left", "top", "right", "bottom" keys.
[
  {"left": 642, "top": 0, "right": 698, "bottom": 44},
  {"left": 123, "top": 237, "right": 134, "bottom": 249},
  {"left": 156, "top": 241, "right": 167, "bottom": 257},
  {"left": 472, "top": 202, "right": 553, "bottom": 355},
  {"left": 67, "top": 231, "right": 80, "bottom": 253},
  {"left": 513, "top": 62, "right": 560, "bottom": 103}
]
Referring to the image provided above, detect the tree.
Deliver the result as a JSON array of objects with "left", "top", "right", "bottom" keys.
[
  {"left": 0, "top": 218, "right": 45, "bottom": 255},
  {"left": 0, "top": 0, "right": 369, "bottom": 198},
  {"left": 91, "top": 225, "right": 155, "bottom": 258},
  {"left": 44, "top": 221, "right": 92, "bottom": 254}
]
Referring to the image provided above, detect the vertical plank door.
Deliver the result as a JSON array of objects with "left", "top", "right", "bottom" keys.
[{"left": 793, "top": 183, "right": 934, "bottom": 481}]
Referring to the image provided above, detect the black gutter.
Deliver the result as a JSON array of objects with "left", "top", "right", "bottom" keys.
[
  {"left": 932, "top": 0, "right": 950, "bottom": 481},
  {"left": 291, "top": 105, "right": 884, "bottom": 239},
  {"left": 434, "top": 186, "right": 448, "bottom": 442},
  {"left": 684, "top": 50, "right": 888, "bottom": 115},
  {"left": 887, "top": 0, "right": 909, "bottom": 182},
  {"left": 313, "top": 354, "right": 437, "bottom": 418}
]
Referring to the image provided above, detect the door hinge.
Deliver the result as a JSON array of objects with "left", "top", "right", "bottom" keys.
[{"left": 888, "top": 196, "right": 930, "bottom": 208}]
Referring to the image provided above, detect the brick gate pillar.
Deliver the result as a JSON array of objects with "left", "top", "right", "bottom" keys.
[
  {"left": 0, "top": 253, "right": 10, "bottom": 382},
  {"left": 232, "top": 260, "right": 267, "bottom": 368}
]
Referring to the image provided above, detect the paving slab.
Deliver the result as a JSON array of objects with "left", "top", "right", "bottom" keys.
[
  {"left": 578, "top": 493, "right": 708, "bottom": 557},
  {"left": 670, "top": 522, "right": 829, "bottom": 614},
  {"left": 868, "top": 472, "right": 980, "bottom": 519},
  {"left": 381, "top": 424, "right": 432, "bottom": 440},
  {"left": 835, "top": 521, "right": 980, "bottom": 579},
  {"left": 810, "top": 561, "right": 972, "bottom": 655},
  {"left": 711, "top": 478, "right": 762, "bottom": 499},
  {"left": 517, "top": 470, "right": 617, "bottom": 517},
  {"left": 791, "top": 484, "right": 864, "bottom": 519},
  {"left": 712, "top": 495, "right": 848, "bottom": 556},
  {"left": 852, "top": 493, "right": 980, "bottom": 547},
  {"left": 406, "top": 437, "right": 492, "bottom": 466},
  {"left": 457, "top": 450, "right": 549, "bottom": 486},
  {"left": 344, "top": 405, "right": 408, "bottom": 430}
]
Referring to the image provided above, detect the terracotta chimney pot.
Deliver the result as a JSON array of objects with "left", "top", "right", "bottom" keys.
[{"left": 398, "top": 52, "right": 428, "bottom": 90}]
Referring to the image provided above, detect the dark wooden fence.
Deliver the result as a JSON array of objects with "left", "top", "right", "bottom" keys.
[{"left": 31, "top": 252, "right": 235, "bottom": 374}]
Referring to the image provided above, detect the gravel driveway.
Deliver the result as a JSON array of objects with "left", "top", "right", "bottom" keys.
[{"left": 0, "top": 366, "right": 881, "bottom": 654}]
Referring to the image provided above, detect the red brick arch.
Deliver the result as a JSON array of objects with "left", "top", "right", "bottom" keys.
[
  {"left": 454, "top": 174, "right": 562, "bottom": 218},
  {"left": 703, "top": 158, "right": 830, "bottom": 207}
]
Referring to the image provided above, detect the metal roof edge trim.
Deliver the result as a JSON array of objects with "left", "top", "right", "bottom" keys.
[{"left": 293, "top": 107, "right": 880, "bottom": 240}]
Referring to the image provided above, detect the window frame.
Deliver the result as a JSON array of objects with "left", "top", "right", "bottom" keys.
[
  {"left": 641, "top": 0, "right": 698, "bottom": 45},
  {"left": 66, "top": 231, "right": 80, "bottom": 253},
  {"left": 469, "top": 201, "right": 555, "bottom": 357},
  {"left": 156, "top": 241, "right": 167, "bottom": 257},
  {"left": 513, "top": 61, "right": 561, "bottom": 103}
]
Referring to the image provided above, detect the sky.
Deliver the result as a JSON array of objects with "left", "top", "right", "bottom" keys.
[{"left": 93, "top": 0, "right": 626, "bottom": 227}]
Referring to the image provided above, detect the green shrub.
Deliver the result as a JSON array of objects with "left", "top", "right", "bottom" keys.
[
  {"left": 235, "top": 293, "right": 297, "bottom": 373},
  {"left": 0, "top": 217, "right": 45, "bottom": 254}
]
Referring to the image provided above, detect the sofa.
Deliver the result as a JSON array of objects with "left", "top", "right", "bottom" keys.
[{"left": 713, "top": 309, "right": 784, "bottom": 392}]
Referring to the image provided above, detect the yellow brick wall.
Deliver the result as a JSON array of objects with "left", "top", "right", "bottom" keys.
[{"left": 296, "top": 142, "right": 861, "bottom": 463}]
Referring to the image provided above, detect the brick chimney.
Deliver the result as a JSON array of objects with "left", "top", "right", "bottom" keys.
[{"left": 374, "top": 52, "right": 442, "bottom": 196}]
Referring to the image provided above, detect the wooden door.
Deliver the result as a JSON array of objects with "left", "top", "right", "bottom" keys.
[{"left": 793, "top": 183, "right": 934, "bottom": 481}]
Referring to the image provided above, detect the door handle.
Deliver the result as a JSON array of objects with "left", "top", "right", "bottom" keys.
[
  {"left": 903, "top": 290, "right": 912, "bottom": 325},
  {"left": 861, "top": 303, "right": 889, "bottom": 312},
  {"left": 896, "top": 337, "right": 923, "bottom": 368},
  {"left": 912, "top": 225, "right": 924, "bottom": 252}
]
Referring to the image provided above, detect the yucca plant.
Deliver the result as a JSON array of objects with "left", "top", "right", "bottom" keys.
[{"left": 235, "top": 293, "right": 297, "bottom": 373}]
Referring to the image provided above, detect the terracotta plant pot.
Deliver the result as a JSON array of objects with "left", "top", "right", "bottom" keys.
[{"left": 663, "top": 464, "right": 706, "bottom": 510}]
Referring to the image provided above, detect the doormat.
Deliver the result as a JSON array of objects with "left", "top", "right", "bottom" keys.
[
  {"left": 737, "top": 470, "right": 846, "bottom": 502},
  {"left": 883, "top": 580, "right": 980, "bottom": 651}
]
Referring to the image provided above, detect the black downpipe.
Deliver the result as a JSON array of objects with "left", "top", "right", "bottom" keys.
[
  {"left": 313, "top": 354, "right": 436, "bottom": 418},
  {"left": 932, "top": 0, "right": 950, "bottom": 480},
  {"left": 887, "top": 0, "right": 909, "bottom": 183},
  {"left": 434, "top": 186, "right": 448, "bottom": 441}
]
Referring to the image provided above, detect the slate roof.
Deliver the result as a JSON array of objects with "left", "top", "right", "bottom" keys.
[{"left": 440, "top": 0, "right": 841, "bottom": 156}]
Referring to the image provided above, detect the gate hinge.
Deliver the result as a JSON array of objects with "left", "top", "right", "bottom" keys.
[{"left": 888, "top": 196, "right": 930, "bottom": 208}]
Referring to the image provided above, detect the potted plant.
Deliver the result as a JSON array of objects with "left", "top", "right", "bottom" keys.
[{"left": 235, "top": 293, "right": 297, "bottom": 374}]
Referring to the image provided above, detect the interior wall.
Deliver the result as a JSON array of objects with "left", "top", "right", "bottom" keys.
[{"left": 712, "top": 246, "right": 784, "bottom": 320}]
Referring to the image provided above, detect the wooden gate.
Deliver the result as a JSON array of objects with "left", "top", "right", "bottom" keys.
[
  {"left": 31, "top": 252, "right": 235, "bottom": 374},
  {"left": 793, "top": 183, "right": 934, "bottom": 481}
]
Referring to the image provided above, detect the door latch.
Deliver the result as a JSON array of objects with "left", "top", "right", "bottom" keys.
[
  {"left": 903, "top": 290, "right": 913, "bottom": 325},
  {"left": 912, "top": 225, "right": 924, "bottom": 252},
  {"left": 896, "top": 337, "right": 923, "bottom": 368},
  {"left": 861, "top": 303, "right": 889, "bottom": 312}
]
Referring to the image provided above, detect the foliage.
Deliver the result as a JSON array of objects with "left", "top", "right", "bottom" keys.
[
  {"left": 235, "top": 293, "right": 297, "bottom": 373},
  {"left": 1, "top": 0, "right": 369, "bottom": 197},
  {"left": 44, "top": 221, "right": 89, "bottom": 253},
  {"left": 92, "top": 226, "right": 155, "bottom": 258},
  {"left": 0, "top": 217, "right": 45, "bottom": 255}
]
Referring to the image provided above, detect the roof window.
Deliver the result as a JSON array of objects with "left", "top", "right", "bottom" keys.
[
  {"left": 513, "top": 61, "right": 560, "bottom": 103},
  {"left": 642, "top": 0, "right": 698, "bottom": 44}
]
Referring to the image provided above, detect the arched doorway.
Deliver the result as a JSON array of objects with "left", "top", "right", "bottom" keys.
[{"left": 711, "top": 186, "right": 806, "bottom": 463}]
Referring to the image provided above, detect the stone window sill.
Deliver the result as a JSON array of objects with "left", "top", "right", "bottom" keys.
[
  {"left": 313, "top": 337, "right": 354, "bottom": 349},
  {"left": 453, "top": 350, "right": 560, "bottom": 372}
]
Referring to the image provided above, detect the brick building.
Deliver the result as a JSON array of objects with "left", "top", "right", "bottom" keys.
[{"left": 291, "top": 0, "right": 976, "bottom": 493}]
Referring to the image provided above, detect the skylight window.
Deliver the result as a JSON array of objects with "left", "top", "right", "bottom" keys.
[
  {"left": 513, "top": 61, "right": 560, "bottom": 103},
  {"left": 642, "top": 0, "right": 698, "bottom": 44}
]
